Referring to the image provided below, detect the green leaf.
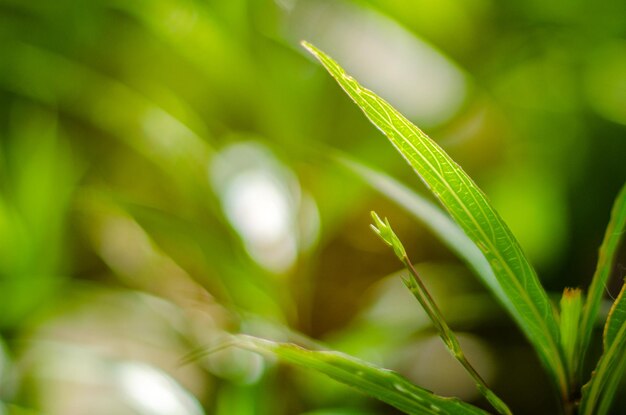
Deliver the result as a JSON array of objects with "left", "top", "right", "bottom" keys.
[
  {"left": 302, "top": 41, "right": 567, "bottom": 399},
  {"left": 578, "top": 182, "right": 626, "bottom": 373},
  {"left": 338, "top": 156, "right": 510, "bottom": 316},
  {"left": 604, "top": 280, "right": 626, "bottom": 348},
  {"left": 559, "top": 288, "right": 582, "bottom": 381},
  {"left": 580, "top": 282, "right": 626, "bottom": 415},
  {"left": 234, "top": 335, "right": 489, "bottom": 415}
]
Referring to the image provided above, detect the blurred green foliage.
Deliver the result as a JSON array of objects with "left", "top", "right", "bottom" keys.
[{"left": 0, "top": 0, "right": 625, "bottom": 414}]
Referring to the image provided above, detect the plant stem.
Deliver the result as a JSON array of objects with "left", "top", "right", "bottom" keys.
[
  {"left": 402, "top": 259, "right": 513, "bottom": 415},
  {"left": 370, "top": 211, "right": 512, "bottom": 414}
]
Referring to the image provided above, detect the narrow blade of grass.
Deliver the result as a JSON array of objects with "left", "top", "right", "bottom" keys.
[
  {"left": 579, "top": 282, "right": 626, "bottom": 415},
  {"left": 302, "top": 41, "right": 567, "bottom": 399},
  {"left": 234, "top": 335, "right": 489, "bottom": 415},
  {"left": 578, "top": 183, "right": 626, "bottom": 374}
]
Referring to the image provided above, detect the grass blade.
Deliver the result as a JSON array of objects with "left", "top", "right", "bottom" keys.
[
  {"left": 579, "top": 282, "right": 626, "bottom": 415},
  {"left": 302, "top": 41, "right": 567, "bottom": 399},
  {"left": 578, "top": 183, "right": 626, "bottom": 374},
  {"left": 234, "top": 335, "right": 489, "bottom": 415},
  {"left": 371, "top": 212, "right": 512, "bottom": 415}
]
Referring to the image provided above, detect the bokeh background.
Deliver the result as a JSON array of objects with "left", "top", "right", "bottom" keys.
[{"left": 1, "top": 0, "right": 625, "bottom": 414}]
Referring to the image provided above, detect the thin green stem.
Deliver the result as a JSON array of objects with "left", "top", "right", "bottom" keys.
[
  {"left": 370, "top": 211, "right": 512, "bottom": 415},
  {"left": 403, "top": 258, "right": 513, "bottom": 415}
]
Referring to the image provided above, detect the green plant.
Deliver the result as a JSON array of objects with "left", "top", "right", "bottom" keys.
[{"left": 230, "top": 42, "right": 626, "bottom": 414}]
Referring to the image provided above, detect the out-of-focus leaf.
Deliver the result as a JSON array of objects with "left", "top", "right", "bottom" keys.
[
  {"left": 235, "top": 336, "right": 489, "bottom": 415},
  {"left": 108, "top": 0, "right": 255, "bottom": 97},
  {"left": 339, "top": 156, "right": 509, "bottom": 314},
  {"left": 215, "top": 384, "right": 257, "bottom": 415},
  {"left": 578, "top": 182, "right": 626, "bottom": 372},
  {"left": 559, "top": 288, "right": 582, "bottom": 380},
  {"left": 580, "top": 282, "right": 626, "bottom": 415},
  {"left": 0, "top": 41, "right": 212, "bottom": 173},
  {"left": 0, "top": 108, "right": 78, "bottom": 327},
  {"left": 86, "top": 196, "right": 289, "bottom": 321},
  {"left": 302, "top": 41, "right": 567, "bottom": 399}
]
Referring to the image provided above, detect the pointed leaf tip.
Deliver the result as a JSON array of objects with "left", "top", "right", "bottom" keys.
[{"left": 301, "top": 40, "right": 319, "bottom": 57}]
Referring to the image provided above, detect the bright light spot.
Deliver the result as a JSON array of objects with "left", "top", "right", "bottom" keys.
[
  {"left": 118, "top": 362, "right": 203, "bottom": 415},
  {"left": 223, "top": 171, "right": 298, "bottom": 272},
  {"left": 290, "top": 2, "right": 467, "bottom": 126},
  {"left": 225, "top": 172, "right": 291, "bottom": 244},
  {"left": 210, "top": 142, "right": 309, "bottom": 273}
]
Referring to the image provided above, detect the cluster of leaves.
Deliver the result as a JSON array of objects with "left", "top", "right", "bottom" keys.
[{"left": 233, "top": 43, "right": 626, "bottom": 415}]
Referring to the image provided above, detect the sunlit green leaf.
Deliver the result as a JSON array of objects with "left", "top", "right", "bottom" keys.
[
  {"left": 580, "top": 282, "right": 626, "bottom": 415},
  {"left": 302, "top": 41, "right": 567, "bottom": 399},
  {"left": 578, "top": 182, "right": 626, "bottom": 373},
  {"left": 235, "top": 335, "right": 489, "bottom": 415}
]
